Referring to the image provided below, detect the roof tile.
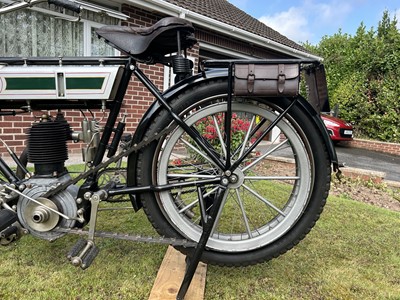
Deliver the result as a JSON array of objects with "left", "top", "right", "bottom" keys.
[{"left": 164, "top": 0, "right": 307, "bottom": 52}]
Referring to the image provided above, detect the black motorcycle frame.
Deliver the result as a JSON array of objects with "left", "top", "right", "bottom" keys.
[{"left": 0, "top": 1, "right": 339, "bottom": 298}]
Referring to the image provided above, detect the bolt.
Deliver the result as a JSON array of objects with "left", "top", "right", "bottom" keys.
[
  {"left": 230, "top": 175, "right": 238, "bottom": 183},
  {"left": 221, "top": 178, "right": 229, "bottom": 186},
  {"left": 84, "top": 192, "right": 92, "bottom": 200},
  {"left": 71, "top": 256, "right": 82, "bottom": 267},
  {"left": 76, "top": 198, "right": 82, "bottom": 204},
  {"left": 224, "top": 170, "right": 232, "bottom": 176}
]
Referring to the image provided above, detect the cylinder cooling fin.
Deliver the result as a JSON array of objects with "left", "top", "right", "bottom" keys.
[{"left": 28, "top": 117, "right": 69, "bottom": 176}]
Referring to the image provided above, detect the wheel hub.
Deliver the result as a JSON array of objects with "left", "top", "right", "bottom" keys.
[{"left": 227, "top": 169, "right": 245, "bottom": 189}]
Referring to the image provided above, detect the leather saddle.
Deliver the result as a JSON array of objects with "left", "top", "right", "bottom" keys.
[{"left": 96, "top": 17, "right": 197, "bottom": 63}]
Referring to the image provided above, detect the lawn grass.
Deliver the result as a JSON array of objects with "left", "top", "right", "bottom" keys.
[
  {"left": 205, "top": 196, "right": 400, "bottom": 299},
  {"left": 0, "top": 196, "right": 399, "bottom": 299}
]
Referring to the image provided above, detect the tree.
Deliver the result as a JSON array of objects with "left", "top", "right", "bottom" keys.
[{"left": 304, "top": 11, "right": 400, "bottom": 142}]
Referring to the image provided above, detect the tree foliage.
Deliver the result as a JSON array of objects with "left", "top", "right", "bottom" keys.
[{"left": 304, "top": 11, "right": 400, "bottom": 142}]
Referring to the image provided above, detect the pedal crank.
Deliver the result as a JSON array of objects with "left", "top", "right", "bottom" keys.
[{"left": 67, "top": 189, "right": 106, "bottom": 269}]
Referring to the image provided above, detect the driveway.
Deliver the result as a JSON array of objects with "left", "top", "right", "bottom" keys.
[
  {"left": 257, "top": 141, "right": 400, "bottom": 183},
  {"left": 335, "top": 145, "right": 400, "bottom": 182}
]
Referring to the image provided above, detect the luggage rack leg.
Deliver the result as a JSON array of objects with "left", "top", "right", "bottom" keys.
[{"left": 176, "top": 186, "right": 226, "bottom": 300}]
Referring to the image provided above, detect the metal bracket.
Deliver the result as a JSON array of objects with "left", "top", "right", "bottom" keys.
[{"left": 86, "top": 190, "right": 107, "bottom": 242}]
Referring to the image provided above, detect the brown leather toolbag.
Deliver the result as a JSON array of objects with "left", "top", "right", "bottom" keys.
[{"left": 233, "top": 63, "right": 300, "bottom": 96}]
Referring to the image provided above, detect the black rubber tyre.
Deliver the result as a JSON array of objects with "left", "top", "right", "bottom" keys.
[{"left": 136, "top": 79, "right": 331, "bottom": 266}]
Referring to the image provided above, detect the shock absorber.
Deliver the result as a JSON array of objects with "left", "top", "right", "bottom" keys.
[{"left": 172, "top": 55, "right": 193, "bottom": 84}]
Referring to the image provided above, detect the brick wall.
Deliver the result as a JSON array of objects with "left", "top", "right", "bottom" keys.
[
  {"left": 0, "top": 3, "right": 279, "bottom": 160},
  {"left": 0, "top": 113, "right": 31, "bottom": 156},
  {"left": 341, "top": 138, "right": 400, "bottom": 156},
  {"left": 0, "top": 5, "right": 198, "bottom": 158}
]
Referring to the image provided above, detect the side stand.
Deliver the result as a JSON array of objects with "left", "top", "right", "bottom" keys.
[{"left": 176, "top": 185, "right": 227, "bottom": 300}]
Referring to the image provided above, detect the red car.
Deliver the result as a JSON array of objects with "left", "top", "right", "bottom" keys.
[{"left": 321, "top": 114, "right": 353, "bottom": 143}]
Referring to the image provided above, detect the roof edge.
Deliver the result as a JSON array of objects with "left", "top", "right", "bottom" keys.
[{"left": 126, "top": 0, "right": 322, "bottom": 60}]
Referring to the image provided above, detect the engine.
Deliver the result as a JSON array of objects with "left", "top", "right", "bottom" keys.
[
  {"left": 15, "top": 113, "right": 79, "bottom": 240},
  {"left": 0, "top": 111, "right": 101, "bottom": 243}
]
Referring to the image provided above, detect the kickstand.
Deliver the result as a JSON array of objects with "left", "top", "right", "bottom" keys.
[{"left": 176, "top": 185, "right": 226, "bottom": 300}]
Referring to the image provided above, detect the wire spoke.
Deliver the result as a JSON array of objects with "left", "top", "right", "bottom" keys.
[
  {"left": 179, "top": 137, "right": 220, "bottom": 168},
  {"left": 244, "top": 175, "right": 299, "bottom": 180},
  {"left": 167, "top": 173, "right": 219, "bottom": 179},
  {"left": 210, "top": 189, "right": 229, "bottom": 236},
  {"left": 168, "top": 152, "right": 213, "bottom": 176},
  {"left": 212, "top": 114, "right": 227, "bottom": 159},
  {"left": 242, "top": 183, "right": 286, "bottom": 216},
  {"left": 178, "top": 186, "right": 219, "bottom": 214},
  {"left": 242, "top": 139, "right": 289, "bottom": 172},
  {"left": 239, "top": 115, "right": 256, "bottom": 159},
  {"left": 235, "top": 189, "right": 252, "bottom": 238}
]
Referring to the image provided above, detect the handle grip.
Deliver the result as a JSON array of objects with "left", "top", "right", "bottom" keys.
[{"left": 48, "top": 0, "right": 81, "bottom": 14}]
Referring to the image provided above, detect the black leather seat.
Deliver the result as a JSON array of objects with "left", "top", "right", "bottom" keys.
[{"left": 96, "top": 17, "right": 197, "bottom": 63}]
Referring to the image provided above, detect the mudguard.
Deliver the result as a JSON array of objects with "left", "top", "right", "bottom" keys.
[{"left": 126, "top": 69, "right": 338, "bottom": 210}]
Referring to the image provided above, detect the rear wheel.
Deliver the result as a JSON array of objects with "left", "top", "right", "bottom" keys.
[{"left": 136, "top": 79, "right": 331, "bottom": 266}]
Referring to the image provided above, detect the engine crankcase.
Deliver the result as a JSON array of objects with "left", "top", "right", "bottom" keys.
[{"left": 17, "top": 176, "right": 78, "bottom": 241}]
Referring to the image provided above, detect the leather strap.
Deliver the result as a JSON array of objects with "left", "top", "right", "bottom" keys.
[
  {"left": 278, "top": 64, "right": 286, "bottom": 93},
  {"left": 247, "top": 64, "right": 255, "bottom": 93}
]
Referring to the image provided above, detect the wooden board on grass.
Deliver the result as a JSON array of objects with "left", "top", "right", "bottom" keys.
[{"left": 148, "top": 246, "right": 207, "bottom": 300}]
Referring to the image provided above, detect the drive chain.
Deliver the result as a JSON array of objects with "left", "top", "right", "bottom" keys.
[{"left": 55, "top": 227, "right": 197, "bottom": 248}]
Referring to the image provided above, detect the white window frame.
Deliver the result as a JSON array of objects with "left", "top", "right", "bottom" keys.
[
  {"left": 83, "top": 20, "right": 119, "bottom": 56},
  {"left": 0, "top": 0, "right": 122, "bottom": 56}
]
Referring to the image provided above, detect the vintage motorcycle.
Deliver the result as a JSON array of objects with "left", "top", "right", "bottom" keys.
[{"left": 0, "top": 0, "right": 338, "bottom": 298}]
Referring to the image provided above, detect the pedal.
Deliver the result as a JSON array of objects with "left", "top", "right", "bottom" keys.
[
  {"left": 68, "top": 239, "right": 99, "bottom": 269},
  {"left": 1, "top": 225, "right": 18, "bottom": 238},
  {"left": 67, "top": 238, "right": 87, "bottom": 260},
  {"left": 0, "top": 225, "right": 19, "bottom": 245},
  {"left": 81, "top": 244, "right": 99, "bottom": 270},
  {"left": 0, "top": 209, "right": 17, "bottom": 232}
]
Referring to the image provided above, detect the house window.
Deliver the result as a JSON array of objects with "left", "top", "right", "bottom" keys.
[
  {"left": 0, "top": 1, "right": 119, "bottom": 57},
  {"left": 87, "top": 21, "right": 115, "bottom": 56}
]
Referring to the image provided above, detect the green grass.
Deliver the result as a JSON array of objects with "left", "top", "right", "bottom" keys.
[
  {"left": 205, "top": 196, "right": 400, "bottom": 300},
  {"left": 0, "top": 195, "right": 399, "bottom": 299}
]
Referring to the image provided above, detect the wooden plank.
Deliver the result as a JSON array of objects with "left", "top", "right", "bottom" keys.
[{"left": 148, "top": 246, "right": 207, "bottom": 300}]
